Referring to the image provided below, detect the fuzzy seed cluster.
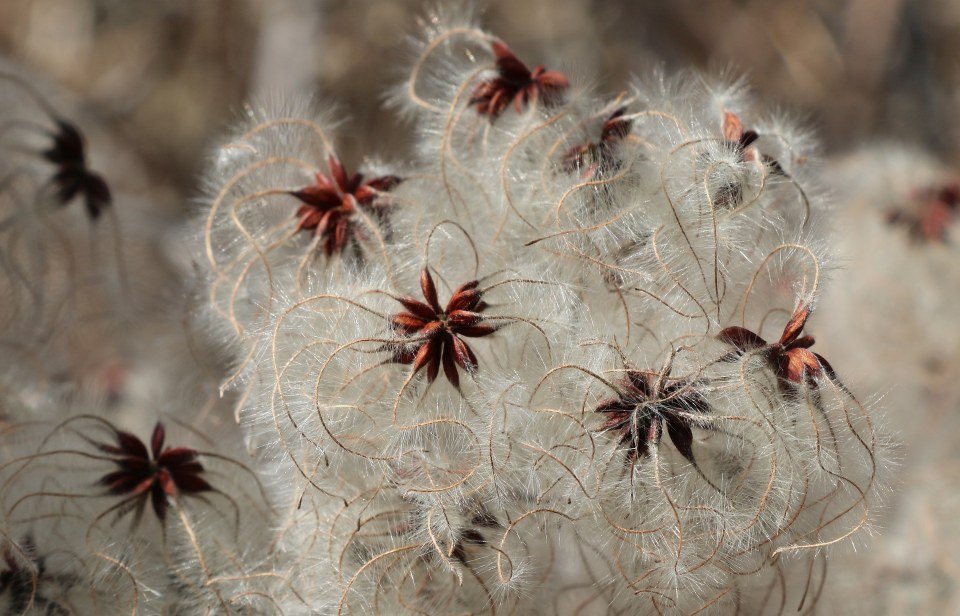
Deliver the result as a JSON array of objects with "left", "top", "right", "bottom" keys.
[{"left": 0, "top": 10, "right": 889, "bottom": 616}]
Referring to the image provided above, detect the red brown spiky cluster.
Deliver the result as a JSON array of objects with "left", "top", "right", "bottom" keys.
[
  {"left": 387, "top": 268, "right": 498, "bottom": 388},
  {"left": 594, "top": 369, "right": 708, "bottom": 466},
  {"left": 562, "top": 106, "right": 633, "bottom": 177},
  {"left": 722, "top": 110, "right": 786, "bottom": 176},
  {"left": 43, "top": 118, "right": 112, "bottom": 220},
  {"left": 1, "top": 74, "right": 112, "bottom": 219},
  {"left": 97, "top": 422, "right": 212, "bottom": 522},
  {"left": 469, "top": 41, "right": 569, "bottom": 119},
  {"left": 718, "top": 303, "right": 834, "bottom": 390},
  {"left": 290, "top": 154, "right": 401, "bottom": 256}
]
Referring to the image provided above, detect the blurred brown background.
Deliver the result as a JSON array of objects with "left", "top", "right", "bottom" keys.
[{"left": 1, "top": 0, "right": 958, "bottom": 211}]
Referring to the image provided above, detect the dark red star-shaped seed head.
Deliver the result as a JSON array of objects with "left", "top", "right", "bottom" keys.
[
  {"left": 97, "top": 422, "right": 212, "bottom": 522},
  {"left": 289, "top": 154, "right": 401, "bottom": 256},
  {"left": 469, "top": 41, "right": 569, "bottom": 120},
  {"left": 387, "top": 268, "right": 499, "bottom": 388},
  {"left": 594, "top": 370, "right": 709, "bottom": 467},
  {"left": 722, "top": 110, "right": 786, "bottom": 176},
  {"left": 718, "top": 303, "right": 834, "bottom": 391},
  {"left": 562, "top": 106, "right": 633, "bottom": 178},
  {"left": 42, "top": 119, "right": 112, "bottom": 220},
  {"left": 0, "top": 75, "right": 112, "bottom": 220}
]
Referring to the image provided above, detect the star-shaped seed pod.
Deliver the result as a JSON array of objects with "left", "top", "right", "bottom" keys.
[
  {"left": 718, "top": 302, "right": 835, "bottom": 391},
  {"left": 594, "top": 367, "right": 710, "bottom": 468},
  {"left": 469, "top": 41, "right": 569, "bottom": 119},
  {"left": 289, "top": 153, "right": 401, "bottom": 256},
  {"left": 722, "top": 110, "right": 787, "bottom": 176},
  {"left": 97, "top": 422, "right": 212, "bottom": 523},
  {"left": 387, "top": 268, "right": 499, "bottom": 388},
  {"left": 42, "top": 118, "right": 112, "bottom": 220},
  {"left": 561, "top": 106, "right": 633, "bottom": 178},
  {"left": 0, "top": 74, "right": 112, "bottom": 220}
]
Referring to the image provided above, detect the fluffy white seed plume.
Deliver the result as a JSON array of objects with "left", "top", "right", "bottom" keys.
[{"left": 189, "top": 9, "right": 889, "bottom": 615}]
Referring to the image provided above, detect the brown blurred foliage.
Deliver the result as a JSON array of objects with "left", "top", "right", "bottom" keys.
[{"left": 2, "top": 0, "right": 959, "bottom": 209}]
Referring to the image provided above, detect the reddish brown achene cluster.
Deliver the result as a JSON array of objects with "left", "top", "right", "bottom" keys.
[
  {"left": 594, "top": 369, "right": 709, "bottom": 467},
  {"left": 562, "top": 106, "right": 633, "bottom": 177},
  {"left": 718, "top": 303, "right": 834, "bottom": 391},
  {"left": 886, "top": 180, "right": 960, "bottom": 243},
  {"left": 290, "top": 154, "right": 401, "bottom": 256},
  {"left": 0, "top": 74, "right": 112, "bottom": 220},
  {"left": 387, "top": 268, "right": 498, "bottom": 388},
  {"left": 42, "top": 117, "right": 112, "bottom": 220},
  {"left": 722, "top": 110, "right": 786, "bottom": 176},
  {"left": 469, "top": 41, "right": 569, "bottom": 119},
  {"left": 97, "top": 422, "right": 212, "bottom": 523}
]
